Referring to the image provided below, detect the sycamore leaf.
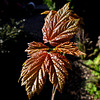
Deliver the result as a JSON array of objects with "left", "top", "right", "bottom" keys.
[
  {"left": 54, "top": 41, "right": 86, "bottom": 56},
  {"left": 25, "top": 41, "right": 49, "bottom": 56},
  {"left": 19, "top": 49, "right": 71, "bottom": 99},
  {"left": 45, "top": 52, "right": 71, "bottom": 93},
  {"left": 42, "top": 2, "right": 80, "bottom": 46},
  {"left": 20, "top": 50, "right": 48, "bottom": 99}
]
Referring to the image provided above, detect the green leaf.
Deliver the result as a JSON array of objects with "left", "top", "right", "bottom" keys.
[
  {"left": 94, "top": 95, "right": 98, "bottom": 99},
  {"left": 92, "top": 84, "right": 97, "bottom": 92},
  {"left": 93, "top": 53, "right": 100, "bottom": 65},
  {"left": 94, "top": 72, "right": 99, "bottom": 76},
  {"left": 96, "top": 91, "right": 100, "bottom": 95},
  {"left": 90, "top": 90, "right": 94, "bottom": 95},
  {"left": 84, "top": 59, "right": 93, "bottom": 65},
  {"left": 87, "top": 83, "right": 92, "bottom": 88}
]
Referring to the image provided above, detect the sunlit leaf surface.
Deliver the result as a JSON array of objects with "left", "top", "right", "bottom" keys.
[
  {"left": 42, "top": 2, "right": 80, "bottom": 46},
  {"left": 20, "top": 50, "right": 71, "bottom": 99}
]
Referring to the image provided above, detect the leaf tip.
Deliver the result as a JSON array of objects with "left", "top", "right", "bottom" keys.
[
  {"left": 67, "top": 2, "right": 70, "bottom": 6},
  {"left": 22, "top": 62, "right": 26, "bottom": 66},
  {"left": 18, "top": 75, "right": 22, "bottom": 83},
  {"left": 41, "top": 11, "right": 50, "bottom": 15}
]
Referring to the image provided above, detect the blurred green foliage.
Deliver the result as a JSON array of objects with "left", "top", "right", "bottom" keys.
[
  {"left": 43, "top": 0, "right": 56, "bottom": 10},
  {"left": 43, "top": 0, "right": 74, "bottom": 10},
  {"left": 84, "top": 51, "right": 100, "bottom": 100},
  {"left": 0, "top": 19, "right": 24, "bottom": 42},
  {"left": 0, "top": 19, "right": 24, "bottom": 53}
]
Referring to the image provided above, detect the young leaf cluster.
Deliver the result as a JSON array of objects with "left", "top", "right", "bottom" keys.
[{"left": 19, "top": 2, "right": 85, "bottom": 99}]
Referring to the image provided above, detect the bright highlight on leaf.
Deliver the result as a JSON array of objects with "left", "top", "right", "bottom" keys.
[{"left": 19, "top": 2, "right": 85, "bottom": 100}]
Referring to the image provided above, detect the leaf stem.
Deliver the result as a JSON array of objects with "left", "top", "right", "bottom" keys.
[{"left": 51, "top": 85, "right": 58, "bottom": 100}]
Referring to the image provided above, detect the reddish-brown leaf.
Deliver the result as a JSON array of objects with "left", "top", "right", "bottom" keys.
[
  {"left": 45, "top": 52, "right": 71, "bottom": 93},
  {"left": 54, "top": 41, "right": 86, "bottom": 56},
  {"left": 19, "top": 49, "right": 71, "bottom": 99},
  {"left": 20, "top": 50, "right": 48, "bottom": 99},
  {"left": 25, "top": 41, "right": 49, "bottom": 56},
  {"left": 42, "top": 2, "right": 80, "bottom": 46}
]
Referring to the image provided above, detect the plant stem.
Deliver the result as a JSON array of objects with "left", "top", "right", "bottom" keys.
[{"left": 51, "top": 85, "right": 58, "bottom": 100}]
